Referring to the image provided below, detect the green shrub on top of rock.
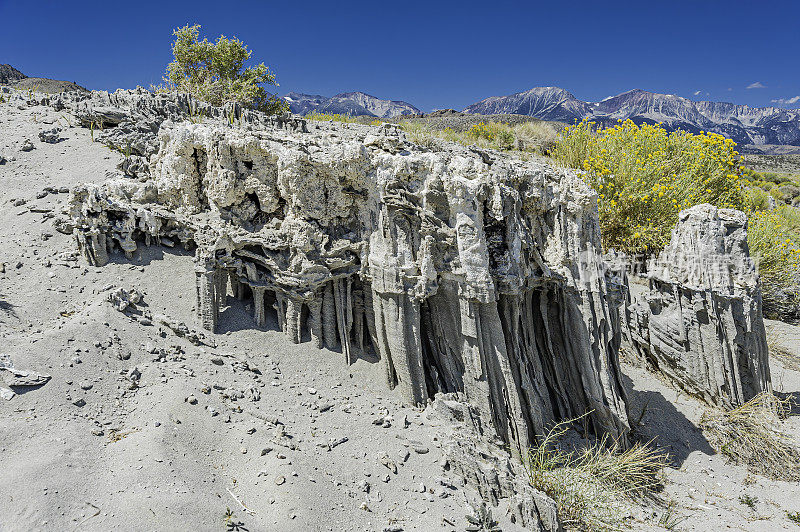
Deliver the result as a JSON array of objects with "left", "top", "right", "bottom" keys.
[{"left": 157, "top": 24, "right": 288, "bottom": 115}]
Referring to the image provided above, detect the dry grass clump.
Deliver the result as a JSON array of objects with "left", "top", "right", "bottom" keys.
[
  {"left": 525, "top": 416, "right": 670, "bottom": 530},
  {"left": 399, "top": 119, "right": 561, "bottom": 155},
  {"left": 700, "top": 392, "right": 800, "bottom": 481},
  {"left": 396, "top": 120, "right": 441, "bottom": 147},
  {"left": 766, "top": 325, "right": 800, "bottom": 370},
  {"left": 303, "top": 111, "right": 383, "bottom": 126},
  {"left": 514, "top": 120, "right": 561, "bottom": 153}
]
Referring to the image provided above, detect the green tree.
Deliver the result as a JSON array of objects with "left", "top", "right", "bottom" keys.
[{"left": 159, "top": 24, "right": 288, "bottom": 114}]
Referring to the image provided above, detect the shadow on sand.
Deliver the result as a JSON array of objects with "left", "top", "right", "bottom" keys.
[
  {"left": 620, "top": 371, "right": 716, "bottom": 467},
  {"left": 0, "top": 298, "right": 15, "bottom": 317},
  {"left": 107, "top": 243, "right": 194, "bottom": 267},
  {"left": 215, "top": 290, "right": 380, "bottom": 365},
  {"left": 775, "top": 391, "right": 800, "bottom": 416}
]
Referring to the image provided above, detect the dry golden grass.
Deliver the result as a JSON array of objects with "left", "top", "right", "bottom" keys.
[
  {"left": 700, "top": 392, "right": 800, "bottom": 481},
  {"left": 399, "top": 119, "right": 561, "bottom": 155},
  {"left": 766, "top": 325, "right": 800, "bottom": 371},
  {"left": 525, "top": 415, "right": 670, "bottom": 530},
  {"left": 303, "top": 111, "right": 383, "bottom": 125}
]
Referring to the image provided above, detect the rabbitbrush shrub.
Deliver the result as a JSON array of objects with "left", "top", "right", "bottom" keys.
[
  {"left": 747, "top": 206, "right": 800, "bottom": 319},
  {"left": 552, "top": 119, "right": 800, "bottom": 319},
  {"left": 551, "top": 119, "right": 746, "bottom": 255},
  {"left": 157, "top": 24, "right": 288, "bottom": 115},
  {"left": 700, "top": 392, "right": 800, "bottom": 481}
]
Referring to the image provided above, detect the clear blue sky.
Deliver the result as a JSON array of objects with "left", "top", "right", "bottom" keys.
[{"left": 1, "top": 0, "right": 798, "bottom": 111}]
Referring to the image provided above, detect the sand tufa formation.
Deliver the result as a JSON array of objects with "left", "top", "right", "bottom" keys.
[
  {"left": 622, "top": 204, "right": 771, "bottom": 408},
  {"left": 54, "top": 89, "right": 633, "bottom": 460}
]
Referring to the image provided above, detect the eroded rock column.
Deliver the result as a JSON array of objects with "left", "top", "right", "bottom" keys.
[
  {"left": 625, "top": 204, "right": 771, "bottom": 408},
  {"left": 285, "top": 296, "right": 303, "bottom": 344},
  {"left": 195, "top": 254, "right": 219, "bottom": 332}
]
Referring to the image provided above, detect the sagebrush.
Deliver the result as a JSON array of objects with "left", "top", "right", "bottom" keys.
[{"left": 156, "top": 24, "right": 287, "bottom": 115}]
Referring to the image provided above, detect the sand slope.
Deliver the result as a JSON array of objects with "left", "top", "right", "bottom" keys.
[{"left": 1, "top": 98, "right": 800, "bottom": 531}]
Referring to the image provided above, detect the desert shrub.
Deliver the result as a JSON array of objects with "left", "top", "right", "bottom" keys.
[
  {"left": 747, "top": 207, "right": 800, "bottom": 319},
  {"left": 770, "top": 187, "right": 787, "bottom": 203},
  {"left": 525, "top": 415, "right": 669, "bottom": 530},
  {"left": 466, "top": 121, "right": 516, "bottom": 150},
  {"left": 303, "top": 111, "right": 361, "bottom": 123},
  {"left": 399, "top": 121, "right": 438, "bottom": 147},
  {"left": 745, "top": 187, "right": 772, "bottom": 211},
  {"left": 157, "top": 24, "right": 287, "bottom": 115},
  {"left": 551, "top": 119, "right": 746, "bottom": 255},
  {"left": 743, "top": 169, "right": 793, "bottom": 185},
  {"left": 513, "top": 120, "right": 562, "bottom": 153},
  {"left": 551, "top": 120, "right": 800, "bottom": 317},
  {"left": 400, "top": 121, "right": 466, "bottom": 148},
  {"left": 761, "top": 171, "right": 791, "bottom": 184},
  {"left": 700, "top": 392, "right": 800, "bottom": 481},
  {"left": 780, "top": 184, "right": 800, "bottom": 201},
  {"left": 303, "top": 112, "right": 384, "bottom": 126},
  {"left": 399, "top": 119, "right": 559, "bottom": 155}
]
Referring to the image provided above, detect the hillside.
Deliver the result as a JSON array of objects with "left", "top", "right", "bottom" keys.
[
  {"left": 11, "top": 77, "right": 88, "bottom": 93},
  {"left": 0, "top": 64, "right": 25, "bottom": 83},
  {"left": 0, "top": 64, "right": 87, "bottom": 93}
]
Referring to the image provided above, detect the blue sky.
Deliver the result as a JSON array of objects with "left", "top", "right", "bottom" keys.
[{"left": 1, "top": 0, "right": 798, "bottom": 111}]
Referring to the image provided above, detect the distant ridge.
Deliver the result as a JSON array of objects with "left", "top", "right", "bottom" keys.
[
  {"left": 0, "top": 64, "right": 26, "bottom": 83},
  {"left": 0, "top": 64, "right": 88, "bottom": 93},
  {"left": 464, "top": 87, "right": 800, "bottom": 147},
  {"left": 4, "top": 62, "right": 799, "bottom": 149},
  {"left": 284, "top": 91, "right": 420, "bottom": 118}
]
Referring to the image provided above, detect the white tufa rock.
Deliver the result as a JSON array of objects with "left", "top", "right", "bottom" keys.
[
  {"left": 624, "top": 204, "right": 771, "bottom": 408},
  {"left": 65, "top": 91, "right": 631, "bottom": 460}
]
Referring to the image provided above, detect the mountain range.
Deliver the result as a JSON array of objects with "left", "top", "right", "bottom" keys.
[
  {"left": 283, "top": 91, "right": 420, "bottom": 118},
  {"left": 283, "top": 86, "right": 800, "bottom": 148},
  {"left": 464, "top": 87, "right": 800, "bottom": 147},
  {"left": 3, "top": 61, "right": 799, "bottom": 148}
]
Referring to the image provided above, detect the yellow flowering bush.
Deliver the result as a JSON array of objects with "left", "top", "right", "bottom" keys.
[
  {"left": 466, "top": 121, "right": 516, "bottom": 150},
  {"left": 551, "top": 119, "right": 746, "bottom": 255},
  {"left": 553, "top": 119, "right": 800, "bottom": 319},
  {"left": 748, "top": 207, "right": 800, "bottom": 319}
]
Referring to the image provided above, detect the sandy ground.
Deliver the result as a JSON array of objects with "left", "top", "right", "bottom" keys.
[{"left": 2, "top": 97, "right": 800, "bottom": 531}]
